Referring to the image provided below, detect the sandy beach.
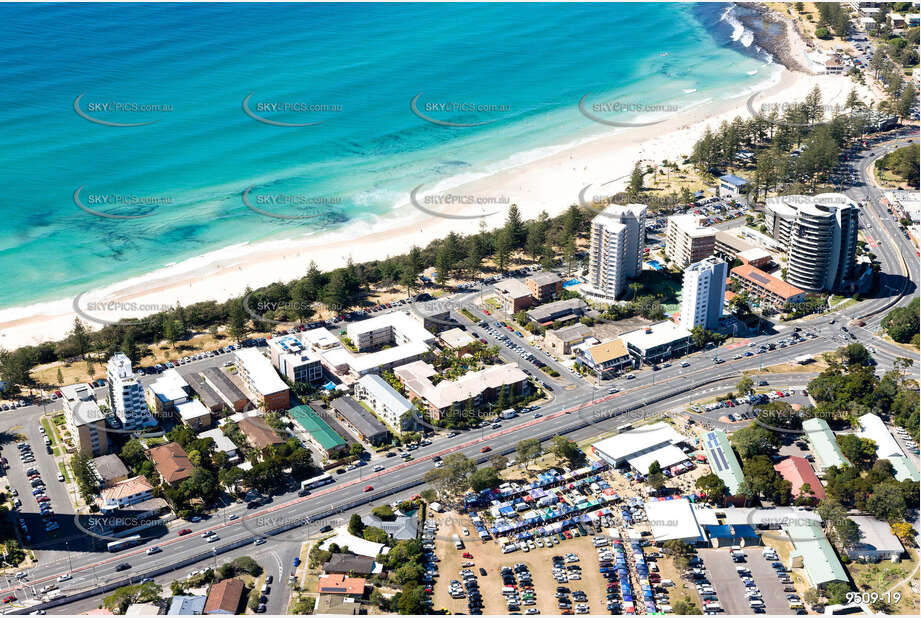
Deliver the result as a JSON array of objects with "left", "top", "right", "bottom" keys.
[{"left": 0, "top": 48, "right": 874, "bottom": 350}]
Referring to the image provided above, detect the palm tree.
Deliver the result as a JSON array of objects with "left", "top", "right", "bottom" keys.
[{"left": 629, "top": 282, "right": 641, "bottom": 301}]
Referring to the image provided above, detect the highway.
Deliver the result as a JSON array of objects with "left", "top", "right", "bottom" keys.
[{"left": 1, "top": 133, "right": 918, "bottom": 614}]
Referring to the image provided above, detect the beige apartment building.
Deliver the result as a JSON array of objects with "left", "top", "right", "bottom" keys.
[{"left": 665, "top": 214, "right": 715, "bottom": 268}]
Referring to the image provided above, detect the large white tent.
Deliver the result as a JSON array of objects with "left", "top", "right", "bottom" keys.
[{"left": 591, "top": 421, "right": 686, "bottom": 466}]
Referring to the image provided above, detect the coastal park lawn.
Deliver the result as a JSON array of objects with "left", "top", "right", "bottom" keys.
[
  {"left": 846, "top": 548, "right": 920, "bottom": 615},
  {"left": 766, "top": 2, "right": 859, "bottom": 55},
  {"left": 28, "top": 328, "right": 259, "bottom": 389},
  {"left": 642, "top": 165, "right": 712, "bottom": 203}
]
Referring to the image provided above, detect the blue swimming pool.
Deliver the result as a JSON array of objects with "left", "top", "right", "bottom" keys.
[
  {"left": 563, "top": 278, "right": 581, "bottom": 288},
  {"left": 646, "top": 260, "right": 663, "bottom": 271}
]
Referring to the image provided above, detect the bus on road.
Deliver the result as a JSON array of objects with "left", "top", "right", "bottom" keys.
[
  {"left": 301, "top": 473, "right": 334, "bottom": 491},
  {"left": 107, "top": 535, "right": 142, "bottom": 552}
]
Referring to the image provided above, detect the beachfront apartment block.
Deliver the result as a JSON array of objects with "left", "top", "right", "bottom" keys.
[
  {"left": 233, "top": 348, "right": 290, "bottom": 411},
  {"left": 665, "top": 214, "right": 716, "bottom": 269},
  {"left": 62, "top": 383, "right": 110, "bottom": 457},
  {"left": 353, "top": 373, "right": 416, "bottom": 435},
  {"left": 347, "top": 310, "right": 436, "bottom": 352},
  {"left": 394, "top": 361, "right": 529, "bottom": 420},
  {"left": 679, "top": 257, "right": 727, "bottom": 331},
  {"left": 298, "top": 311, "right": 438, "bottom": 379},
  {"left": 525, "top": 271, "right": 563, "bottom": 303},
  {"left": 107, "top": 352, "right": 154, "bottom": 430},
  {"left": 765, "top": 194, "right": 859, "bottom": 293},
  {"left": 587, "top": 203, "right": 646, "bottom": 299},
  {"left": 730, "top": 264, "right": 806, "bottom": 310},
  {"left": 267, "top": 333, "right": 324, "bottom": 384},
  {"left": 494, "top": 278, "right": 533, "bottom": 314}
]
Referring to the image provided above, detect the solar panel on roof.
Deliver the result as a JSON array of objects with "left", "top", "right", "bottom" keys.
[
  {"left": 705, "top": 432, "right": 729, "bottom": 472},
  {"left": 749, "top": 270, "right": 770, "bottom": 284}
]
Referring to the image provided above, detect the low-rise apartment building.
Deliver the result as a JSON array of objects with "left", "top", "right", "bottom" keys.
[
  {"left": 544, "top": 323, "right": 591, "bottom": 356},
  {"left": 526, "top": 298, "right": 587, "bottom": 326},
  {"left": 330, "top": 396, "right": 389, "bottom": 445},
  {"left": 175, "top": 399, "right": 212, "bottom": 430},
  {"left": 89, "top": 454, "right": 131, "bottom": 488},
  {"left": 730, "top": 264, "right": 807, "bottom": 309},
  {"left": 267, "top": 333, "right": 324, "bottom": 384},
  {"left": 145, "top": 369, "right": 191, "bottom": 415},
  {"left": 525, "top": 271, "right": 563, "bottom": 303},
  {"left": 353, "top": 374, "right": 416, "bottom": 436},
  {"left": 394, "top": 361, "right": 530, "bottom": 421},
  {"left": 62, "top": 383, "right": 110, "bottom": 457},
  {"left": 494, "top": 278, "right": 533, "bottom": 314},
  {"left": 234, "top": 348, "right": 290, "bottom": 411}
]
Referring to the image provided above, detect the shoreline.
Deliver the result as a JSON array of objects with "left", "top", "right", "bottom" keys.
[{"left": 0, "top": 22, "right": 872, "bottom": 352}]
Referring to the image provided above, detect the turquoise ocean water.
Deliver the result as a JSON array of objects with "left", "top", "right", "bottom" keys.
[{"left": 0, "top": 2, "right": 773, "bottom": 310}]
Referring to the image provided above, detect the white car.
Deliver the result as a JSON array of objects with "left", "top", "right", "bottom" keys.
[
  {"left": 56, "top": 574, "right": 72, "bottom": 583},
  {"left": 253, "top": 538, "right": 266, "bottom": 546}
]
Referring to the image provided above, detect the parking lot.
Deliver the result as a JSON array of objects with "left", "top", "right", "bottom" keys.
[
  {"left": 1, "top": 418, "right": 73, "bottom": 556},
  {"left": 698, "top": 547, "right": 794, "bottom": 615}
]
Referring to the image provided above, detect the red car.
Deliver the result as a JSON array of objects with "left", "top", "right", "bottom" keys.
[
  {"left": 483, "top": 309, "right": 491, "bottom": 315},
  {"left": 480, "top": 446, "right": 491, "bottom": 453},
  {"left": 462, "top": 552, "right": 473, "bottom": 559},
  {"left": 178, "top": 528, "right": 192, "bottom": 536},
  {"left": 3, "top": 595, "right": 16, "bottom": 604},
  {"left": 363, "top": 485, "right": 373, "bottom": 492}
]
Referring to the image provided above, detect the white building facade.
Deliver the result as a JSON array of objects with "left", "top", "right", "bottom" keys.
[
  {"left": 679, "top": 257, "right": 727, "bottom": 331},
  {"left": 106, "top": 353, "right": 152, "bottom": 430}
]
